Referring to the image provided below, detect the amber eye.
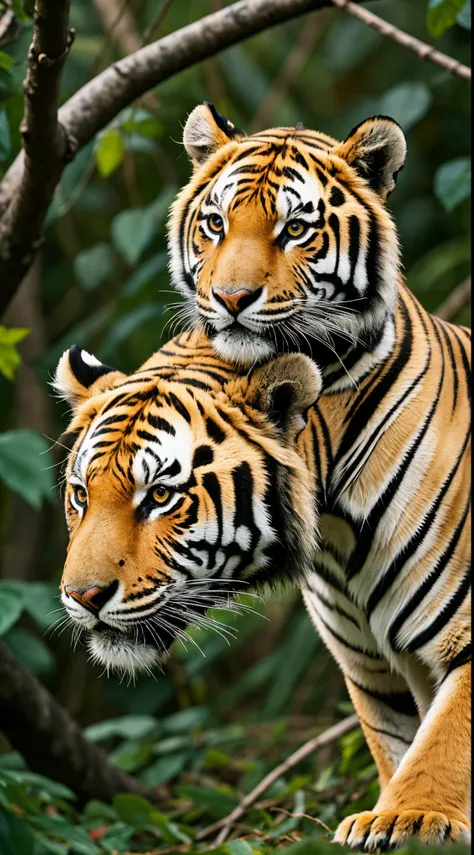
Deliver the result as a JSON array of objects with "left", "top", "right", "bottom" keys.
[
  {"left": 207, "top": 214, "right": 224, "bottom": 234},
  {"left": 152, "top": 485, "right": 171, "bottom": 504},
  {"left": 285, "top": 220, "right": 307, "bottom": 239},
  {"left": 72, "top": 484, "right": 88, "bottom": 506}
]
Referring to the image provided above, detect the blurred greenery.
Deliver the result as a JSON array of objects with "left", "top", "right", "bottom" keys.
[{"left": 0, "top": 0, "right": 471, "bottom": 851}]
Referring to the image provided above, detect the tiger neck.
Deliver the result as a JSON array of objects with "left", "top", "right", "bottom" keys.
[{"left": 306, "top": 309, "right": 398, "bottom": 396}]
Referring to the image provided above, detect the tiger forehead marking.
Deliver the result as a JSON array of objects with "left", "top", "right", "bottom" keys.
[{"left": 169, "top": 106, "right": 405, "bottom": 372}]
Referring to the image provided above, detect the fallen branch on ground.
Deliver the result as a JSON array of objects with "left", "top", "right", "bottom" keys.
[
  {"left": 0, "top": 640, "right": 155, "bottom": 805},
  {"left": 197, "top": 713, "right": 359, "bottom": 846}
]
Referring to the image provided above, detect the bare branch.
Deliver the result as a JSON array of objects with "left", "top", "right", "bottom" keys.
[
  {"left": 435, "top": 278, "right": 471, "bottom": 322},
  {"left": 0, "top": 640, "right": 156, "bottom": 805},
  {"left": 197, "top": 713, "right": 359, "bottom": 845},
  {"left": 331, "top": 0, "right": 471, "bottom": 82},
  {"left": 0, "top": 0, "right": 75, "bottom": 314}
]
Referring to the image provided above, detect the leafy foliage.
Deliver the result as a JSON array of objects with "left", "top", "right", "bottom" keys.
[{"left": 0, "top": 0, "right": 470, "bottom": 852}]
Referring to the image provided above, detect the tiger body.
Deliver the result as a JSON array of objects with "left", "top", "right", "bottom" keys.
[{"left": 166, "top": 104, "right": 471, "bottom": 847}]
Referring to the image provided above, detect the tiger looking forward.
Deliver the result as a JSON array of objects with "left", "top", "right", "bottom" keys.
[{"left": 164, "top": 104, "right": 471, "bottom": 848}]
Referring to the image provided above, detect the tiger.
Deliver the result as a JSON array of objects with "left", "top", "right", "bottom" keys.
[
  {"left": 55, "top": 332, "right": 320, "bottom": 676},
  {"left": 166, "top": 103, "right": 471, "bottom": 849}
]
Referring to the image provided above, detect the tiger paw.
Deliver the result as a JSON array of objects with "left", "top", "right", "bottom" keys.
[{"left": 334, "top": 809, "right": 471, "bottom": 851}]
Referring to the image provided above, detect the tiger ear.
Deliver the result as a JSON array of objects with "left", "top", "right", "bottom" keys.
[
  {"left": 53, "top": 345, "right": 125, "bottom": 409},
  {"left": 240, "top": 354, "right": 322, "bottom": 435},
  {"left": 335, "top": 116, "right": 407, "bottom": 200},
  {"left": 183, "top": 102, "right": 245, "bottom": 168}
]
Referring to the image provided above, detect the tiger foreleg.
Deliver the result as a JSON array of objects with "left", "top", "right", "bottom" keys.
[{"left": 335, "top": 663, "right": 471, "bottom": 850}]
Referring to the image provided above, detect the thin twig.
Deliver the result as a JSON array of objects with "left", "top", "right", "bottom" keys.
[
  {"left": 435, "top": 278, "right": 471, "bottom": 322},
  {"left": 331, "top": 0, "right": 471, "bottom": 82},
  {"left": 196, "top": 713, "right": 359, "bottom": 846},
  {"left": 270, "top": 807, "right": 332, "bottom": 833},
  {"left": 142, "top": 0, "right": 176, "bottom": 43}
]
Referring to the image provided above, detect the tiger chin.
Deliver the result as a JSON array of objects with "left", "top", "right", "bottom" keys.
[{"left": 54, "top": 342, "right": 321, "bottom": 679}]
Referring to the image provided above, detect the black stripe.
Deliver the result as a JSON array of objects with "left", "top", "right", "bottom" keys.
[
  {"left": 388, "top": 497, "right": 470, "bottom": 651},
  {"left": 366, "top": 423, "right": 470, "bottom": 615},
  {"left": 358, "top": 716, "right": 412, "bottom": 746},
  {"left": 404, "top": 567, "right": 471, "bottom": 653},
  {"left": 348, "top": 678, "right": 419, "bottom": 717},
  {"left": 148, "top": 414, "right": 176, "bottom": 435},
  {"left": 312, "top": 606, "right": 383, "bottom": 660}
]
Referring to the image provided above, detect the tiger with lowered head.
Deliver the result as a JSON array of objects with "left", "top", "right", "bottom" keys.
[{"left": 164, "top": 104, "right": 471, "bottom": 849}]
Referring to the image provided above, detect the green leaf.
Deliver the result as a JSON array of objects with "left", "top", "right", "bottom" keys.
[
  {"left": 141, "top": 752, "right": 190, "bottom": 787},
  {"left": 149, "top": 809, "right": 192, "bottom": 843},
  {"left": 111, "top": 208, "right": 153, "bottom": 266},
  {"left": 3, "top": 628, "right": 55, "bottom": 677},
  {"left": 457, "top": 0, "right": 471, "bottom": 28},
  {"left": 95, "top": 128, "right": 125, "bottom": 177},
  {"left": 23, "top": 582, "right": 62, "bottom": 630},
  {"left": 84, "top": 714, "right": 157, "bottom": 742},
  {"left": 112, "top": 793, "right": 153, "bottom": 827},
  {"left": 111, "top": 186, "right": 176, "bottom": 266},
  {"left": 162, "top": 706, "right": 210, "bottom": 733},
  {"left": 0, "top": 53, "right": 14, "bottom": 70},
  {"left": 434, "top": 157, "right": 471, "bottom": 212},
  {"left": 74, "top": 243, "right": 116, "bottom": 291},
  {"left": 0, "top": 326, "right": 29, "bottom": 381},
  {"left": 0, "top": 806, "right": 35, "bottom": 855},
  {"left": 427, "top": 0, "right": 467, "bottom": 37},
  {"left": 0, "top": 582, "right": 24, "bottom": 636},
  {"left": 108, "top": 739, "right": 153, "bottom": 773},
  {"left": 377, "top": 83, "right": 432, "bottom": 132},
  {"left": 5, "top": 771, "right": 74, "bottom": 801},
  {"left": 122, "top": 252, "right": 167, "bottom": 297},
  {"left": 176, "top": 785, "right": 239, "bottom": 816},
  {"left": 0, "top": 430, "right": 56, "bottom": 509},
  {"left": 0, "top": 110, "right": 11, "bottom": 160}
]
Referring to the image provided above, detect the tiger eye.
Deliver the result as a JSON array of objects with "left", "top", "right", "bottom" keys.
[
  {"left": 286, "top": 220, "right": 306, "bottom": 238},
  {"left": 74, "top": 485, "right": 88, "bottom": 505},
  {"left": 208, "top": 214, "right": 224, "bottom": 234},
  {"left": 152, "top": 485, "right": 171, "bottom": 504}
]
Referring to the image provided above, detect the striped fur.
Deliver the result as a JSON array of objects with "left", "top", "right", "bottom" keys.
[
  {"left": 55, "top": 336, "right": 320, "bottom": 677},
  {"left": 167, "top": 105, "right": 471, "bottom": 847}
]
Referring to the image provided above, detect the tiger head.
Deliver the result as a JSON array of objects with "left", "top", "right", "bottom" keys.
[
  {"left": 168, "top": 103, "right": 406, "bottom": 367},
  {"left": 55, "top": 343, "right": 321, "bottom": 676}
]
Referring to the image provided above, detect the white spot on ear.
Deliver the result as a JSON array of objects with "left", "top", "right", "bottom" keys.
[{"left": 80, "top": 350, "right": 102, "bottom": 367}]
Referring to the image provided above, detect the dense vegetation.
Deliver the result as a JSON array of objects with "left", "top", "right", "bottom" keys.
[{"left": 0, "top": 0, "right": 470, "bottom": 852}]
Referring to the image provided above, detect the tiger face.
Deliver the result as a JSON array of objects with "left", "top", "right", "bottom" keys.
[
  {"left": 54, "top": 344, "right": 321, "bottom": 676},
  {"left": 168, "top": 103, "right": 406, "bottom": 367}
]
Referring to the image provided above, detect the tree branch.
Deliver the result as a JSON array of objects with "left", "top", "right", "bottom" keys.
[
  {"left": 0, "top": 0, "right": 343, "bottom": 316},
  {"left": 0, "top": 0, "right": 75, "bottom": 315},
  {"left": 197, "top": 714, "right": 359, "bottom": 845},
  {"left": 435, "top": 277, "right": 471, "bottom": 322},
  {"left": 0, "top": 640, "right": 155, "bottom": 805},
  {"left": 330, "top": 0, "right": 471, "bottom": 82}
]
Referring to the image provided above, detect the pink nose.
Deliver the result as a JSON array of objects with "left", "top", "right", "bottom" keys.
[
  {"left": 65, "top": 582, "right": 117, "bottom": 613},
  {"left": 212, "top": 286, "right": 262, "bottom": 317}
]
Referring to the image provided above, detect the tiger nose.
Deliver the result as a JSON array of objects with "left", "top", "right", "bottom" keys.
[
  {"left": 65, "top": 581, "right": 118, "bottom": 613},
  {"left": 212, "top": 286, "right": 263, "bottom": 317}
]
